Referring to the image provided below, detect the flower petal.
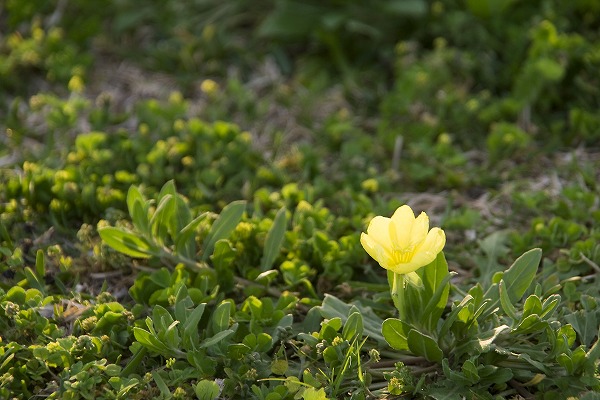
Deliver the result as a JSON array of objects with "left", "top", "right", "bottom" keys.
[
  {"left": 417, "top": 227, "right": 446, "bottom": 255},
  {"left": 411, "top": 212, "right": 430, "bottom": 246},
  {"left": 361, "top": 233, "right": 394, "bottom": 269},
  {"left": 366, "top": 216, "right": 393, "bottom": 249},
  {"left": 389, "top": 205, "right": 415, "bottom": 248},
  {"left": 387, "top": 259, "right": 425, "bottom": 275}
]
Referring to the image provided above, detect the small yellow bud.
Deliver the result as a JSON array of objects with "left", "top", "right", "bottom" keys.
[
  {"left": 438, "top": 133, "right": 452, "bottom": 145},
  {"left": 200, "top": 79, "right": 219, "bottom": 96},
  {"left": 169, "top": 91, "right": 183, "bottom": 104},
  {"left": 361, "top": 178, "right": 379, "bottom": 193},
  {"left": 173, "top": 119, "right": 185, "bottom": 132},
  {"left": 68, "top": 76, "right": 85, "bottom": 93},
  {"left": 138, "top": 123, "right": 149, "bottom": 136}
]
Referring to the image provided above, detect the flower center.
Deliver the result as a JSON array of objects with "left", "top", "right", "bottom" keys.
[{"left": 392, "top": 246, "right": 416, "bottom": 264}]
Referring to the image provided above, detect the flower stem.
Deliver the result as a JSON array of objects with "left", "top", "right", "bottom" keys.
[{"left": 390, "top": 272, "right": 406, "bottom": 320}]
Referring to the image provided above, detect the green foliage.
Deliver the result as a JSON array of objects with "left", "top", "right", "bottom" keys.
[{"left": 2, "top": 0, "right": 600, "bottom": 398}]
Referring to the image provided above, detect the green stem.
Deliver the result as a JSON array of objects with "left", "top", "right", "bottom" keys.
[{"left": 390, "top": 272, "right": 406, "bottom": 320}]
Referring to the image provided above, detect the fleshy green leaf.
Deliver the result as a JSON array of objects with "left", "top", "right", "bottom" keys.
[
  {"left": 98, "top": 227, "right": 156, "bottom": 258},
  {"left": 407, "top": 329, "right": 443, "bottom": 362},
  {"left": 195, "top": 380, "right": 221, "bottom": 400},
  {"left": 211, "top": 301, "right": 232, "bottom": 334},
  {"left": 342, "top": 311, "right": 363, "bottom": 341},
  {"left": 260, "top": 207, "right": 287, "bottom": 271},
  {"left": 302, "top": 387, "right": 329, "bottom": 400},
  {"left": 202, "top": 200, "right": 246, "bottom": 260},
  {"left": 382, "top": 318, "right": 411, "bottom": 351},
  {"left": 201, "top": 329, "right": 236, "bottom": 349},
  {"left": 319, "top": 294, "right": 385, "bottom": 345},
  {"left": 175, "top": 213, "right": 207, "bottom": 259},
  {"left": 498, "top": 279, "right": 518, "bottom": 320},
  {"left": 502, "top": 248, "right": 541, "bottom": 303}
]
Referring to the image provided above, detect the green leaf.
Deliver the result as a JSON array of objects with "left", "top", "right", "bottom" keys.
[
  {"left": 157, "top": 179, "right": 177, "bottom": 201},
  {"left": 211, "top": 301, "right": 232, "bottom": 334},
  {"left": 35, "top": 249, "right": 45, "bottom": 278},
  {"left": 149, "top": 194, "right": 176, "bottom": 246},
  {"left": 522, "top": 294, "right": 543, "bottom": 318},
  {"left": 502, "top": 248, "right": 541, "bottom": 303},
  {"left": 202, "top": 200, "right": 246, "bottom": 260},
  {"left": 421, "top": 257, "right": 455, "bottom": 331},
  {"left": 540, "top": 294, "right": 561, "bottom": 319},
  {"left": 210, "top": 239, "right": 237, "bottom": 270},
  {"left": 260, "top": 207, "right": 287, "bottom": 271},
  {"left": 407, "top": 329, "right": 443, "bottom": 362},
  {"left": 461, "top": 359, "right": 480, "bottom": 383},
  {"left": 319, "top": 294, "right": 386, "bottom": 345},
  {"left": 183, "top": 303, "right": 206, "bottom": 343},
  {"left": 174, "top": 284, "right": 194, "bottom": 323},
  {"left": 302, "top": 387, "right": 329, "bottom": 400},
  {"left": 342, "top": 311, "right": 363, "bottom": 341},
  {"left": 439, "top": 295, "right": 474, "bottom": 339},
  {"left": 586, "top": 326, "right": 600, "bottom": 363},
  {"left": 271, "top": 359, "right": 289, "bottom": 375},
  {"left": 201, "top": 329, "right": 235, "bottom": 349},
  {"left": 151, "top": 371, "right": 171, "bottom": 396},
  {"left": 195, "top": 379, "right": 221, "bottom": 400},
  {"left": 258, "top": 1, "right": 322, "bottom": 38},
  {"left": 565, "top": 310, "right": 599, "bottom": 347},
  {"left": 498, "top": 279, "right": 518, "bottom": 320},
  {"left": 98, "top": 227, "right": 155, "bottom": 258},
  {"left": 127, "top": 186, "right": 150, "bottom": 235},
  {"left": 513, "top": 314, "right": 547, "bottom": 335},
  {"left": 133, "top": 327, "right": 171, "bottom": 355},
  {"left": 382, "top": 318, "right": 411, "bottom": 351},
  {"left": 175, "top": 213, "right": 207, "bottom": 260},
  {"left": 23, "top": 267, "right": 45, "bottom": 294}
]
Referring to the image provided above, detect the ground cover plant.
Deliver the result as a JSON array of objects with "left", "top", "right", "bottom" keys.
[{"left": 1, "top": 1, "right": 600, "bottom": 399}]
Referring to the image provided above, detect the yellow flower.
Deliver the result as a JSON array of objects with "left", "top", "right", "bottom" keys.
[
  {"left": 361, "top": 205, "right": 445, "bottom": 274},
  {"left": 200, "top": 79, "right": 219, "bottom": 96}
]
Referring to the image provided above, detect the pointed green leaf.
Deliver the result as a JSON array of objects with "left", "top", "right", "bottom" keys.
[
  {"left": 523, "top": 294, "right": 543, "bottom": 318},
  {"left": 438, "top": 295, "right": 474, "bottom": 339},
  {"left": 133, "top": 327, "right": 170, "bottom": 354},
  {"left": 421, "top": 271, "right": 455, "bottom": 331},
  {"left": 174, "top": 284, "right": 194, "bottom": 323},
  {"left": 502, "top": 248, "right": 541, "bottom": 302},
  {"left": 498, "top": 279, "right": 518, "bottom": 320},
  {"left": 565, "top": 310, "right": 599, "bottom": 347},
  {"left": 35, "top": 249, "right": 45, "bottom": 277},
  {"left": 127, "top": 186, "right": 150, "bottom": 236},
  {"left": 342, "top": 311, "right": 363, "bottom": 341},
  {"left": 407, "top": 329, "right": 443, "bottom": 362},
  {"left": 149, "top": 194, "right": 175, "bottom": 245},
  {"left": 513, "top": 314, "right": 547, "bottom": 334},
  {"left": 211, "top": 301, "right": 232, "bottom": 334},
  {"left": 540, "top": 294, "right": 561, "bottom": 319},
  {"left": 201, "top": 329, "right": 236, "bottom": 349},
  {"left": 202, "top": 200, "right": 246, "bottom": 260},
  {"left": 183, "top": 303, "right": 206, "bottom": 342},
  {"left": 157, "top": 180, "right": 177, "bottom": 202},
  {"left": 319, "top": 294, "right": 385, "bottom": 345},
  {"left": 151, "top": 370, "right": 171, "bottom": 396},
  {"left": 260, "top": 207, "right": 287, "bottom": 271},
  {"left": 98, "top": 227, "right": 156, "bottom": 258},
  {"left": 175, "top": 213, "right": 208, "bottom": 259}
]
